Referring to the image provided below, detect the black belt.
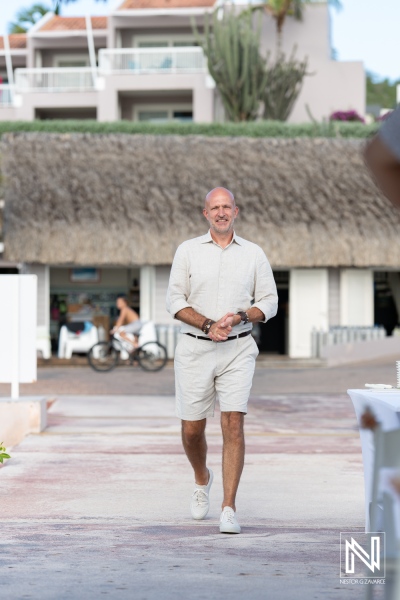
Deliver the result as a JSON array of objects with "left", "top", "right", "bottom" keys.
[{"left": 185, "top": 330, "right": 252, "bottom": 342}]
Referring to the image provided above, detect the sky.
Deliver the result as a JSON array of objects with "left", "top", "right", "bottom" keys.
[{"left": 1, "top": 0, "right": 400, "bottom": 81}]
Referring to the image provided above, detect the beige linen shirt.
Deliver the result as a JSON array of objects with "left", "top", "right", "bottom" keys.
[{"left": 166, "top": 230, "right": 278, "bottom": 335}]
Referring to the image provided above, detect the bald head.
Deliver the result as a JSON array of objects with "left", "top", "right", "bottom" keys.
[
  {"left": 203, "top": 186, "right": 238, "bottom": 236},
  {"left": 205, "top": 187, "right": 235, "bottom": 208}
]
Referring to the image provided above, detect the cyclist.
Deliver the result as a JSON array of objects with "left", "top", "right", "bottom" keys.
[{"left": 110, "top": 295, "right": 142, "bottom": 350}]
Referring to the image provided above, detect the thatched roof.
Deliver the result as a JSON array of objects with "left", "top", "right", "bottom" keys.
[{"left": 2, "top": 132, "right": 399, "bottom": 268}]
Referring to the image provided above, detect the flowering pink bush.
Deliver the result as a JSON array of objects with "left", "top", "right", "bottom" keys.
[{"left": 330, "top": 110, "right": 365, "bottom": 123}]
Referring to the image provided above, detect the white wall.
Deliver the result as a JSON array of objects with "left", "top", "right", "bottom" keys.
[
  {"left": 155, "top": 265, "right": 178, "bottom": 325},
  {"left": 340, "top": 269, "right": 374, "bottom": 326},
  {"left": 289, "top": 268, "right": 329, "bottom": 358},
  {"left": 22, "top": 263, "right": 49, "bottom": 332},
  {"left": 140, "top": 265, "right": 156, "bottom": 322}
]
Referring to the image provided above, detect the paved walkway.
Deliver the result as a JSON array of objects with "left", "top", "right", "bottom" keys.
[
  {"left": 0, "top": 391, "right": 386, "bottom": 599},
  {"left": 0, "top": 354, "right": 399, "bottom": 396}
]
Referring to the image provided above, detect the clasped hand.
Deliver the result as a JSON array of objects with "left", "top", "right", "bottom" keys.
[{"left": 208, "top": 313, "right": 236, "bottom": 342}]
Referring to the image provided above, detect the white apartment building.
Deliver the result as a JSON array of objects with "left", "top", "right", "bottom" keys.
[{"left": 0, "top": 0, "right": 365, "bottom": 123}]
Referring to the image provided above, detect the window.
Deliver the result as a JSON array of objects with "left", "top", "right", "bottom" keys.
[
  {"left": 54, "top": 55, "right": 91, "bottom": 68},
  {"left": 135, "top": 104, "right": 193, "bottom": 123},
  {"left": 134, "top": 35, "right": 197, "bottom": 48},
  {"left": 138, "top": 111, "right": 169, "bottom": 123}
]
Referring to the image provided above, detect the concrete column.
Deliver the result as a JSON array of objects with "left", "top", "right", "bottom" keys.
[
  {"left": 193, "top": 83, "right": 214, "bottom": 123},
  {"left": 289, "top": 268, "right": 329, "bottom": 358},
  {"left": 140, "top": 265, "right": 156, "bottom": 322},
  {"left": 340, "top": 269, "right": 374, "bottom": 326},
  {"left": 97, "top": 79, "right": 119, "bottom": 121}
]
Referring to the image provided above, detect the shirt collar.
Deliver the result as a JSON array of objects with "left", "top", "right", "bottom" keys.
[{"left": 200, "top": 229, "right": 242, "bottom": 246}]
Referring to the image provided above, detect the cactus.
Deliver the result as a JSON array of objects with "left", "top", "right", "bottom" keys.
[
  {"left": 263, "top": 49, "right": 308, "bottom": 121},
  {"left": 194, "top": 10, "right": 268, "bottom": 122}
]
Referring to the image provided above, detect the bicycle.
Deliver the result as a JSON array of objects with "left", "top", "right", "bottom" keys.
[{"left": 88, "top": 332, "right": 168, "bottom": 372}]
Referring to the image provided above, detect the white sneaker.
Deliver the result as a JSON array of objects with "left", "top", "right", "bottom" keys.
[
  {"left": 219, "top": 507, "right": 241, "bottom": 534},
  {"left": 190, "top": 468, "right": 213, "bottom": 520}
]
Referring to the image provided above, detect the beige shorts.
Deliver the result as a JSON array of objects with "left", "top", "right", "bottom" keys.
[{"left": 174, "top": 332, "right": 259, "bottom": 421}]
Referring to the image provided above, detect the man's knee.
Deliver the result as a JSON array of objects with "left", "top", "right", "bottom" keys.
[
  {"left": 221, "top": 411, "right": 244, "bottom": 440},
  {"left": 181, "top": 419, "right": 206, "bottom": 445}
]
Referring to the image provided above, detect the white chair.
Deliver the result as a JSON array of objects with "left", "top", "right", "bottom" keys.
[
  {"left": 138, "top": 321, "right": 161, "bottom": 356},
  {"left": 365, "top": 426, "right": 400, "bottom": 600},
  {"left": 36, "top": 326, "right": 51, "bottom": 359},
  {"left": 370, "top": 426, "right": 400, "bottom": 541},
  {"left": 58, "top": 323, "right": 99, "bottom": 359}
]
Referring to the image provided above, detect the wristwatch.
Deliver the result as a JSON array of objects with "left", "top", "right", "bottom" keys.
[
  {"left": 201, "top": 318, "right": 215, "bottom": 334},
  {"left": 237, "top": 311, "right": 249, "bottom": 324}
]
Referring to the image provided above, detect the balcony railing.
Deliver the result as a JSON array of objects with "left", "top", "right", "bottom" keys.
[
  {"left": 14, "top": 68, "right": 97, "bottom": 93},
  {"left": 0, "top": 85, "right": 13, "bottom": 107},
  {"left": 99, "top": 47, "right": 207, "bottom": 74}
]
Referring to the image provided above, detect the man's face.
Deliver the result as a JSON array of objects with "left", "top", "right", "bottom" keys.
[
  {"left": 116, "top": 298, "right": 125, "bottom": 310},
  {"left": 203, "top": 191, "right": 239, "bottom": 235}
]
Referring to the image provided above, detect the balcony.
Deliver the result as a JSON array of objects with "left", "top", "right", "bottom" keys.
[
  {"left": 11, "top": 48, "right": 207, "bottom": 94},
  {"left": 0, "top": 85, "right": 13, "bottom": 107},
  {"left": 99, "top": 47, "right": 207, "bottom": 74},
  {"left": 14, "top": 68, "right": 97, "bottom": 93}
]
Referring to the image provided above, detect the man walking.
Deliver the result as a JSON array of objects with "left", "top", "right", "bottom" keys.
[{"left": 166, "top": 187, "right": 278, "bottom": 533}]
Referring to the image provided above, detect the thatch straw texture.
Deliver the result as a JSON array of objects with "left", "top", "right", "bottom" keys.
[{"left": 2, "top": 132, "right": 399, "bottom": 267}]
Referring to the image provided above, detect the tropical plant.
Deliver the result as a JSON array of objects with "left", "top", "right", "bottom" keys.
[
  {"left": 0, "top": 442, "right": 10, "bottom": 464},
  {"left": 9, "top": 0, "right": 109, "bottom": 30},
  {"left": 249, "top": 0, "right": 342, "bottom": 51},
  {"left": 366, "top": 72, "right": 399, "bottom": 110},
  {"left": 263, "top": 49, "right": 308, "bottom": 120},
  {"left": 194, "top": 10, "right": 268, "bottom": 122},
  {"left": 9, "top": 4, "right": 50, "bottom": 33},
  {"left": 330, "top": 110, "right": 365, "bottom": 123}
]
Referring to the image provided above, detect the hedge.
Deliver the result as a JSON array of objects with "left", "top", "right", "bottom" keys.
[{"left": 0, "top": 120, "right": 379, "bottom": 138}]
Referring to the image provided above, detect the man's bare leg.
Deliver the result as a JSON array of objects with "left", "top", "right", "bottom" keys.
[
  {"left": 181, "top": 419, "right": 209, "bottom": 485},
  {"left": 221, "top": 411, "right": 245, "bottom": 511},
  {"left": 118, "top": 331, "right": 136, "bottom": 351}
]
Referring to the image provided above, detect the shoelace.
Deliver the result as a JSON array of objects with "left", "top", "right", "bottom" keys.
[
  {"left": 192, "top": 488, "right": 209, "bottom": 507},
  {"left": 222, "top": 510, "right": 235, "bottom": 524}
]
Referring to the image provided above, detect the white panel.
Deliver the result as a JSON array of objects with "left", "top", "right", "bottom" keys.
[
  {"left": 0, "top": 275, "right": 37, "bottom": 383},
  {"left": 22, "top": 263, "right": 49, "bottom": 331},
  {"left": 155, "top": 266, "right": 177, "bottom": 325},
  {"left": 289, "top": 269, "right": 328, "bottom": 358},
  {"left": 140, "top": 266, "right": 156, "bottom": 322},
  {"left": 340, "top": 269, "right": 374, "bottom": 326}
]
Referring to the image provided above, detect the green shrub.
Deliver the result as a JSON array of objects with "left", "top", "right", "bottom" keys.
[
  {"left": 0, "top": 120, "right": 379, "bottom": 139},
  {"left": 0, "top": 442, "right": 10, "bottom": 464}
]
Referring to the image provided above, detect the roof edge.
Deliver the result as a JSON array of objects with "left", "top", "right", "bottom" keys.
[{"left": 28, "top": 11, "right": 55, "bottom": 35}]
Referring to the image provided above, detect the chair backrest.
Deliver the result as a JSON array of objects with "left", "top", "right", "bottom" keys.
[
  {"left": 375, "top": 427, "right": 400, "bottom": 470},
  {"left": 370, "top": 426, "right": 400, "bottom": 532},
  {"left": 139, "top": 321, "right": 157, "bottom": 346}
]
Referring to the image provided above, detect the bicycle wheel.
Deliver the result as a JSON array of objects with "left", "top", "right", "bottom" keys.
[
  {"left": 137, "top": 341, "right": 168, "bottom": 372},
  {"left": 88, "top": 342, "right": 119, "bottom": 372}
]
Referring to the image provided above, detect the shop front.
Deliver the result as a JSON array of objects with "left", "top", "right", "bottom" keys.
[{"left": 49, "top": 266, "right": 140, "bottom": 353}]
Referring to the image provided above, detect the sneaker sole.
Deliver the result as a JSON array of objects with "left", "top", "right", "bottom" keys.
[{"left": 219, "top": 525, "right": 241, "bottom": 534}]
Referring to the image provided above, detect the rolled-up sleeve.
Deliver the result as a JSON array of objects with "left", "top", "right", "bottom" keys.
[
  {"left": 166, "top": 244, "right": 191, "bottom": 319},
  {"left": 252, "top": 249, "right": 278, "bottom": 323}
]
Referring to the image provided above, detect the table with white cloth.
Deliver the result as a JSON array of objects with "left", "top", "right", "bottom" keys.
[{"left": 348, "top": 388, "right": 400, "bottom": 532}]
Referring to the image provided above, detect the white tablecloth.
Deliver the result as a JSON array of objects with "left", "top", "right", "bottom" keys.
[{"left": 348, "top": 389, "right": 400, "bottom": 531}]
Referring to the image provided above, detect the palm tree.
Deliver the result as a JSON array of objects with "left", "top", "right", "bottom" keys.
[
  {"left": 9, "top": 4, "right": 51, "bottom": 33},
  {"left": 8, "top": 0, "right": 110, "bottom": 32},
  {"left": 251, "top": 0, "right": 342, "bottom": 51}
]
